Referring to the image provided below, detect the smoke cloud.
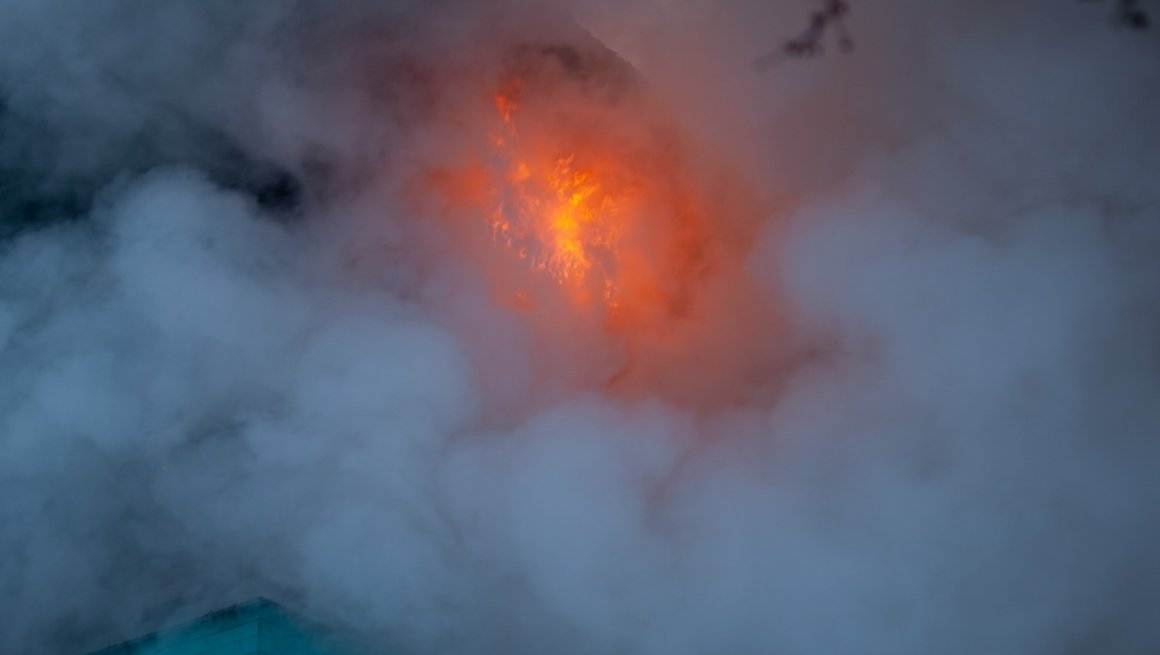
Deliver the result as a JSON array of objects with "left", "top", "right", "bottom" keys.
[{"left": 2, "top": 0, "right": 1159, "bottom": 653}]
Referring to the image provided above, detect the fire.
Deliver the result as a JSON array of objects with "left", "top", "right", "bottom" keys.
[
  {"left": 422, "top": 48, "right": 724, "bottom": 330},
  {"left": 418, "top": 42, "right": 771, "bottom": 404},
  {"left": 487, "top": 85, "right": 637, "bottom": 305}
]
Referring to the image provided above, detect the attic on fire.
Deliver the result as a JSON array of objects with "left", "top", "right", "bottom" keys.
[{"left": 443, "top": 40, "right": 734, "bottom": 329}]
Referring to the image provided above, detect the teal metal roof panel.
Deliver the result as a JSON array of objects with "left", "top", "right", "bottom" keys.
[{"left": 86, "top": 598, "right": 354, "bottom": 655}]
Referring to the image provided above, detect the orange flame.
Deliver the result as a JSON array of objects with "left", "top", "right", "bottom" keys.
[{"left": 487, "top": 86, "right": 635, "bottom": 305}]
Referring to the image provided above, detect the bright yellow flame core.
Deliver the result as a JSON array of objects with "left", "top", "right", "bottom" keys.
[{"left": 489, "top": 90, "right": 634, "bottom": 304}]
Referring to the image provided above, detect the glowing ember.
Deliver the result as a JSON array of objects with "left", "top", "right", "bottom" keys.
[{"left": 487, "top": 86, "right": 636, "bottom": 305}]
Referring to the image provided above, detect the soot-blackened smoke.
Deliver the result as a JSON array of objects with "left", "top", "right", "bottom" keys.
[{"left": 2, "top": 0, "right": 1160, "bottom": 653}]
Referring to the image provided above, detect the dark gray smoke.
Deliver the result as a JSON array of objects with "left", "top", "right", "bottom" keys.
[{"left": 2, "top": 1, "right": 1159, "bottom": 653}]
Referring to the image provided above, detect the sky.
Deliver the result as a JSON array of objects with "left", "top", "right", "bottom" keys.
[{"left": 1, "top": 1, "right": 1159, "bottom": 653}]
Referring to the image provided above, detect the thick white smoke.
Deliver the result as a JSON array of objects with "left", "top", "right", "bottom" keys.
[{"left": 2, "top": 1, "right": 1159, "bottom": 653}]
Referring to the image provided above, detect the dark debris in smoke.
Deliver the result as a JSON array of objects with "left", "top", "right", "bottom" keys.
[
  {"left": 753, "top": 0, "right": 853, "bottom": 71},
  {"left": 754, "top": 0, "right": 1154, "bottom": 72},
  {"left": 1086, "top": 0, "right": 1154, "bottom": 29}
]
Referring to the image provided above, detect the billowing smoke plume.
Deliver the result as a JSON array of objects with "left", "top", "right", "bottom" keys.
[{"left": 2, "top": 1, "right": 1159, "bottom": 653}]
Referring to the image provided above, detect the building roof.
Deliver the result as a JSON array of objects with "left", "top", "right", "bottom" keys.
[{"left": 86, "top": 597, "right": 354, "bottom": 655}]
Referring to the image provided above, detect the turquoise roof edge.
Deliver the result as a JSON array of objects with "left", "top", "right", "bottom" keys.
[{"left": 85, "top": 597, "right": 355, "bottom": 655}]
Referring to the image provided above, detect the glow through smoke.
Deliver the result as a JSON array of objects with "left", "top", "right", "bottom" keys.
[{"left": 487, "top": 80, "right": 639, "bottom": 306}]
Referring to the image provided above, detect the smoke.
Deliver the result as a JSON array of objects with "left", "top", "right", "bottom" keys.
[{"left": 2, "top": 0, "right": 1159, "bottom": 653}]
